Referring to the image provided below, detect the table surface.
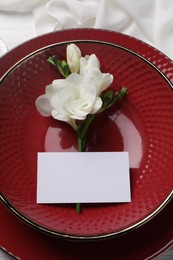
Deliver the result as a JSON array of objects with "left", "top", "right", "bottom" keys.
[{"left": 0, "top": 10, "right": 172, "bottom": 260}]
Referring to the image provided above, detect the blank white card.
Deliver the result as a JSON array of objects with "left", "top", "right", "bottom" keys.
[{"left": 37, "top": 152, "right": 131, "bottom": 203}]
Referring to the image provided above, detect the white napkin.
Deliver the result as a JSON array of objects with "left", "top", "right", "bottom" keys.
[
  {"left": 0, "top": 0, "right": 173, "bottom": 59},
  {"left": 33, "top": 0, "right": 154, "bottom": 43}
]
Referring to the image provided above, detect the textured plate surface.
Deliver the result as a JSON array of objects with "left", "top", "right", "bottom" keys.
[{"left": 0, "top": 29, "right": 173, "bottom": 239}]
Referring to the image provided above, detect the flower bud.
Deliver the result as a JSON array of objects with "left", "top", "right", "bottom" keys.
[{"left": 67, "top": 44, "right": 81, "bottom": 73}]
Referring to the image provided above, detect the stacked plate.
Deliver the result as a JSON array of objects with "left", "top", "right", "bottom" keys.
[{"left": 0, "top": 29, "right": 173, "bottom": 259}]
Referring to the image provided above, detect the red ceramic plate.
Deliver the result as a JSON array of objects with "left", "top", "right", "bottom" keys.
[
  {"left": 0, "top": 29, "right": 173, "bottom": 239},
  {"left": 0, "top": 199, "right": 173, "bottom": 260}
]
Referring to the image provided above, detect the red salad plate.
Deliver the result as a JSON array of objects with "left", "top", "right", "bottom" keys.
[{"left": 0, "top": 29, "right": 173, "bottom": 240}]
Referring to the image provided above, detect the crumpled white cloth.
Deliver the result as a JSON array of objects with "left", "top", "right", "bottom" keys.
[{"left": 0, "top": 0, "right": 173, "bottom": 59}]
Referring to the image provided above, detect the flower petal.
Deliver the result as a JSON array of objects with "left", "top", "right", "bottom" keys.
[
  {"left": 67, "top": 44, "right": 81, "bottom": 73},
  {"left": 88, "top": 54, "right": 100, "bottom": 69},
  {"left": 98, "top": 73, "right": 114, "bottom": 94},
  {"left": 80, "top": 54, "right": 100, "bottom": 76},
  {"left": 51, "top": 109, "right": 70, "bottom": 122},
  {"left": 35, "top": 94, "right": 52, "bottom": 117},
  {"left": 90, "top": 97, "right": 102, "bottom": 114}
]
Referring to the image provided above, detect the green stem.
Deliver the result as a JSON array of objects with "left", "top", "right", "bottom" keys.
[
  {"left": 75, "top": 133, "right": 86, "bottom": 214},
  {"left": 75, "top": 114, "right": 96, "bottom": 214},
  {"left": 77, "top": 137, "right": 85, "bottom": 153},
  {"left": 77, "top": 114, "right": 96, "bottom": 143},
  {"left": 76, "top": 203, "right": 81, "bottom": 214}
]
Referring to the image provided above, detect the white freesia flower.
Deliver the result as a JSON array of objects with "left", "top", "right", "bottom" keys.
[
  {"left": 35, "top": 73, "right": 104, "bottom": 128},
  {"left": 80, "top": 54, "right": 113, "bottom": 95},
  {"left": 36, "top": 44, "right": 114, "bottom": 129},
  {"left": 66, "top": 43, "right": 81, "bottom": 73}
]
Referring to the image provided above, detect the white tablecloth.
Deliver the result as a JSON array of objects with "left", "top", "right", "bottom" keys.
[{"left": 0, "top": 0, "right": 173, "bottom": 259}]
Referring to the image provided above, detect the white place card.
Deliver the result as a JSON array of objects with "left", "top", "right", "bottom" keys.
[{"left": 37, "top": 152, "right": 131, "bottom": 204}]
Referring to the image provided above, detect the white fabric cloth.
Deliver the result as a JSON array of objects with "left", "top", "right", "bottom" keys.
[{"left": 0, "top": 0, "right": 173, "bottom": 59}]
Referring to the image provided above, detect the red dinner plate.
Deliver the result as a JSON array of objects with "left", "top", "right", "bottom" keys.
[
  {"left": 0, "top": 199, "right": 173, "bottom": 260},
  {"left": 0, "top": 29, "right": 173, "bottom": 239}
]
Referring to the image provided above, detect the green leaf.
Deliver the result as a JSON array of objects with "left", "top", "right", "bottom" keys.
[
  {"left": 99, "top": 87, "right": 128, "bottom": 113},
  {"left": 47, "top": 55, "right": 61, "bottom": 67},
  {"left": 103, "top": 90, "right": 114, "bottom": 99},
  {"left": 47, "top": 56, "right": 70, "bottom": 78},
  {"left": 60, "top": 60, "right": 70, "bottom": 78}
]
